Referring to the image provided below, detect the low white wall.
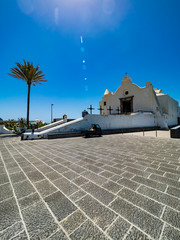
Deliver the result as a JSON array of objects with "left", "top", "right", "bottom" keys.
[
  {"left": 84, "top": 113, "right": 156, "bottom": 130},
  {"left": 0, "top": 125, "right": 13, "bottom": 134},
  {"left": 23, "top": 113, "right": 158, "bottom": 140},
  {"left": 48, "top": 113, "right": 156, "bottom": 133}
]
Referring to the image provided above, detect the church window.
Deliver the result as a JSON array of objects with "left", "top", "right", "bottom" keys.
[
  {"left": 125, "top": 90, "right": 129, "bottom": 95},
  {"left": 104, "top": 101, "right": 106, "bottom": 106}
]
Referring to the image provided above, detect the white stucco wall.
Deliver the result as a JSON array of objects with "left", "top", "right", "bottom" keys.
[
  {"left": 0, "top": 125, "right": 13, "bottom": 134},
  {"left": 23, "top": 113, "right": 158, "bottom": 139},
  {"left": 84, "top": 113, "right": 156, "bottom": 129},
  {"left": 157, "top": 94, "right": 178, "bottom": 126}
]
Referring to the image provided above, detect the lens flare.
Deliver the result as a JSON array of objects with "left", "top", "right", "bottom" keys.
[{"left": 17, "top": 0, "right": 130, "bottom": 33}]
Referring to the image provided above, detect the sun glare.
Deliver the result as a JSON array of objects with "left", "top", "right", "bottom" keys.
[{"left": 17, "top": 0, "right": 130, "bottom": 33}]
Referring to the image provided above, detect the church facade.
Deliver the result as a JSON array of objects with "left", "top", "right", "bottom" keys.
[{"left": 99, "top": 76, "right": 179, "bottom": 128}]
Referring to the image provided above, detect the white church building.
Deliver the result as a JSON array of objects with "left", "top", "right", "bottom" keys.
[
  {"left": 99, "top": 75, "right": 179, "bottom": 128},
  {"left": 22, "top": 75, "right": 179, "bottom": 140}
]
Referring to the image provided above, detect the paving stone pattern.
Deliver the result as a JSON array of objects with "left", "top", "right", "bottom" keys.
[{"left": 0, "top": 134, "right": 180, "bottom": 239}]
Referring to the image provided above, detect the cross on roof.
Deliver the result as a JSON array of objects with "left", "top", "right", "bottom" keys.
[
  {"left": 87, "top": 105, "right": 95, "bottom": 114},
  {"left": 98, "top": 106, "right": 104, "bottom": 115},
  {"left": 107, "top": 106, "right": 113, "bottom": 115},
  {"left": 125, "top": 72, "right": 128, "bottom": 76},
  {"left": 116, "top": 107, "right": 120, "bottom": 114}
]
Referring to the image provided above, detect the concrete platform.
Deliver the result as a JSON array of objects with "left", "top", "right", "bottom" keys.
[{"left": 0, "top": 134, "right": 180, "bottom": 239}]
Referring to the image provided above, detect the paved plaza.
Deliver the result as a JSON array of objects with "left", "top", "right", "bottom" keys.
[{"left": 0, "top": 134, "right": 180, "bottom": 239}]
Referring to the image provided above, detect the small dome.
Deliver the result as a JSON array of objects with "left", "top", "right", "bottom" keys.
[
  {"left": 104, "top": 89, "right": 109, "bottom": 95},
  {"left": 121, "top": 76, "right": 132, "bottom": 84}
]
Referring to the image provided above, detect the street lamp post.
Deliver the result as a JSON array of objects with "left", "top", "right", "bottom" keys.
[{"left": 51, "top": 104, "right": 54, "bottom": 122}]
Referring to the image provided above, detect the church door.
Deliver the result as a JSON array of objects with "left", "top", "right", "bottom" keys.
[{"left": 120, "top": 97, "right": 133, "bottom": 113}]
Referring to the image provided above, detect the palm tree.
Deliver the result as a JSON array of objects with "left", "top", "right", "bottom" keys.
[{"left": 9, "top": 60, "right": 47, "bottom": 127}]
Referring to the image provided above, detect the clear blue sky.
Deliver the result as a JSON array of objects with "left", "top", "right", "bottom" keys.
[{"left": 0, "top": 0, "right": 180, "bottom": 122}]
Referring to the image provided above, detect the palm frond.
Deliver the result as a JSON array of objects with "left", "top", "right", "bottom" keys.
[{"left": 8, "top": 60, "right": 47, "bottom": 86}]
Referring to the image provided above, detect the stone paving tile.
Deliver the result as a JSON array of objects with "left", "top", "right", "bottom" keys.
[
  {"left": 162, "top": 207, "right": 180, "bottom": 229},
  {"left": 103, "top": 165, "right": 124, "bottom": 175},
  {"left": 120, "top": 171, "right": 135, "bottom": 179},
  {"left": 62, "top": 170, "right": 79, "bottom": 180},
  {"left": 0, "top": 166, "right": 6, "bottom": 174},
  {"left": 9, "top": 172, "right": 27, "bottom": 184},
  {"left": 7, "top": 166, "right": 21, "bottom": 174},
  {"left": 22, "top": 201, "right": 58, "bottom": 239},
  {"left": 18, "top": 193, "right": 41, "bottom": 210},
  {"left": 117, "top": 177, "right": 140, "bottom": 191},
  {"left": 110, "top": 197, "right": 163, "bottom": 239},
  {"left": 0, "top": 173, "right": 9, "bottom": 185},
  {"left": 102, "top": 180, "right": 122, "bottom": 194},
  {"left": 118, "top": 188, "right": 164, "bottom": 217},
  {"left": 0, "top": 221, "right": 24, "bottom": 240},
  {"left": 125, "top": 226, "right": 151, "bottom": 240},
  {"left": 44, "top": 160, "right": 57, "bottom": 166},
  {"left": 82, "top": 170, "right": 107, "bottom": 185},
  {"left": 164, "top": 172, "right": 180, "bottom": 181},
  {"left": 69, "top": 190, "right": 87, "bottom": 202},
  {"left": 160, "top": 163, "right": 178, "bottom": 169},
  {"left": 45, "top": 171, "right": 62, "bottom": 181},
  {"left": 69, "top": 220, "right": 108, "bottom": 240},
  {"left": 0, "top": 183, "right": 13, "bottom": 201},
  {"left": 68, "top": 164, "right": 85, "bottom": 173},
  {"left": 35, "top": 179, "right": 57, "bottom": 198},
  {"left": 123, "top": 162, "right": 147, "bottom": 171},
  {"left": 53, "top": 177, "right": 79, "bottom": 196},
  {"left": 72, "top": 176, "right": 89, "bottom": 186},
  {"left": 35, "top": 164, "right": 53, "bottom": 174},
  {"left": 13, "top": 180, "right": 36, "bottom": 199},
  {"left": 161, "top": 224, "right": 180, "bottom": 240},
  {"left": 11, "top": 231, "right": 28, "bottom": 240},
  {"left": 0, "top": 197, "right": 21, "bottom": 231},
  {"left": 26, "top": 170, "right": 45, "bottom": 183},
  {"left": 138, "top": 185, "right": 180, "bottom": 211},
  {"left": 99, "top": 170, "right": 115, "bottom": 178},
  {"left": 81, "top": 182, "right": 115, "bottom": 205},
  {"left": 44, "top": 191, "right": 77, "bottom": 222},
  {"left": 123, "top": 166, "right": 150, "bottom": 178},
  {"left": 6, "top": 162, "right": 19, "bottom": 169},
  {"left": 21, "top": 165, "right": 36, "bottom": 173},
  {"left": 61, "top": 209, "right": 87, "bottom": 234},
  {"left": 166, "top": 186, "right": 180, "bottom": 199},
  {"left": 106, "top": 216, "right": 130, "bottom": 240},
  {"left": 110, "top": 174, "right": 122, "bottom": 182},
  {"left": 51, "top": 164, "right": 69, "bottom": 173},
  {"left": 132, "top": 175, "right": 167, "bottom": 192},
  {"left": 83, "top": 164, "right": 103, "bottom": 173},
  {"left": 159, "top": 166, "right": 180, "bottom": 175},
  {"left": 146, "top": 167, "right": 165, "bottom": 176},
  {"left": 150, "top": 174, "right": 180, "bottom": 188},
  {"left": 48, "top": 229, "right": 68, "bottom": 240},
  {"left": 76, "top": 194, "right": 117, "bottom": 231}
]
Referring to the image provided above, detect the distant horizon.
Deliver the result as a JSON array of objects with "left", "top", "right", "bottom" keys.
[{"left": 0, "top": 0, "right": 180, "bottom": 122}]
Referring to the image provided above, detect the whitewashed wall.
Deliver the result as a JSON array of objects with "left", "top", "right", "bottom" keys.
[
  {"left": 84, "top": 113, "right": 157, "bottom": 130},
  {"left": 157, "top": 94, "right": 178, "bottom": 126},
  {"left": 47, "top": 113, "right": 157, "bottom": 134},
  {"left": 0, "top": 125, "right": 13, "bottom": 134},
  {"left": 23, "top": 113, "right": 159, "bottom": 139}
]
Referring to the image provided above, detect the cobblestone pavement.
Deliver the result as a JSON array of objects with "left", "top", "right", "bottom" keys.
[{"left": 0, "top": 134, "right": 180, "bottom": 240}]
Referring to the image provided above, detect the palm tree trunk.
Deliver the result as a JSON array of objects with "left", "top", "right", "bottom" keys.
[{"left": 27, "top": 84, "right": 31, "bottom": 127}]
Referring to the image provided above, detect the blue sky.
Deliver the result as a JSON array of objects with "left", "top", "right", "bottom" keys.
[{"left": 0, "top": 0, "right": 180, "bottom": 122}]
